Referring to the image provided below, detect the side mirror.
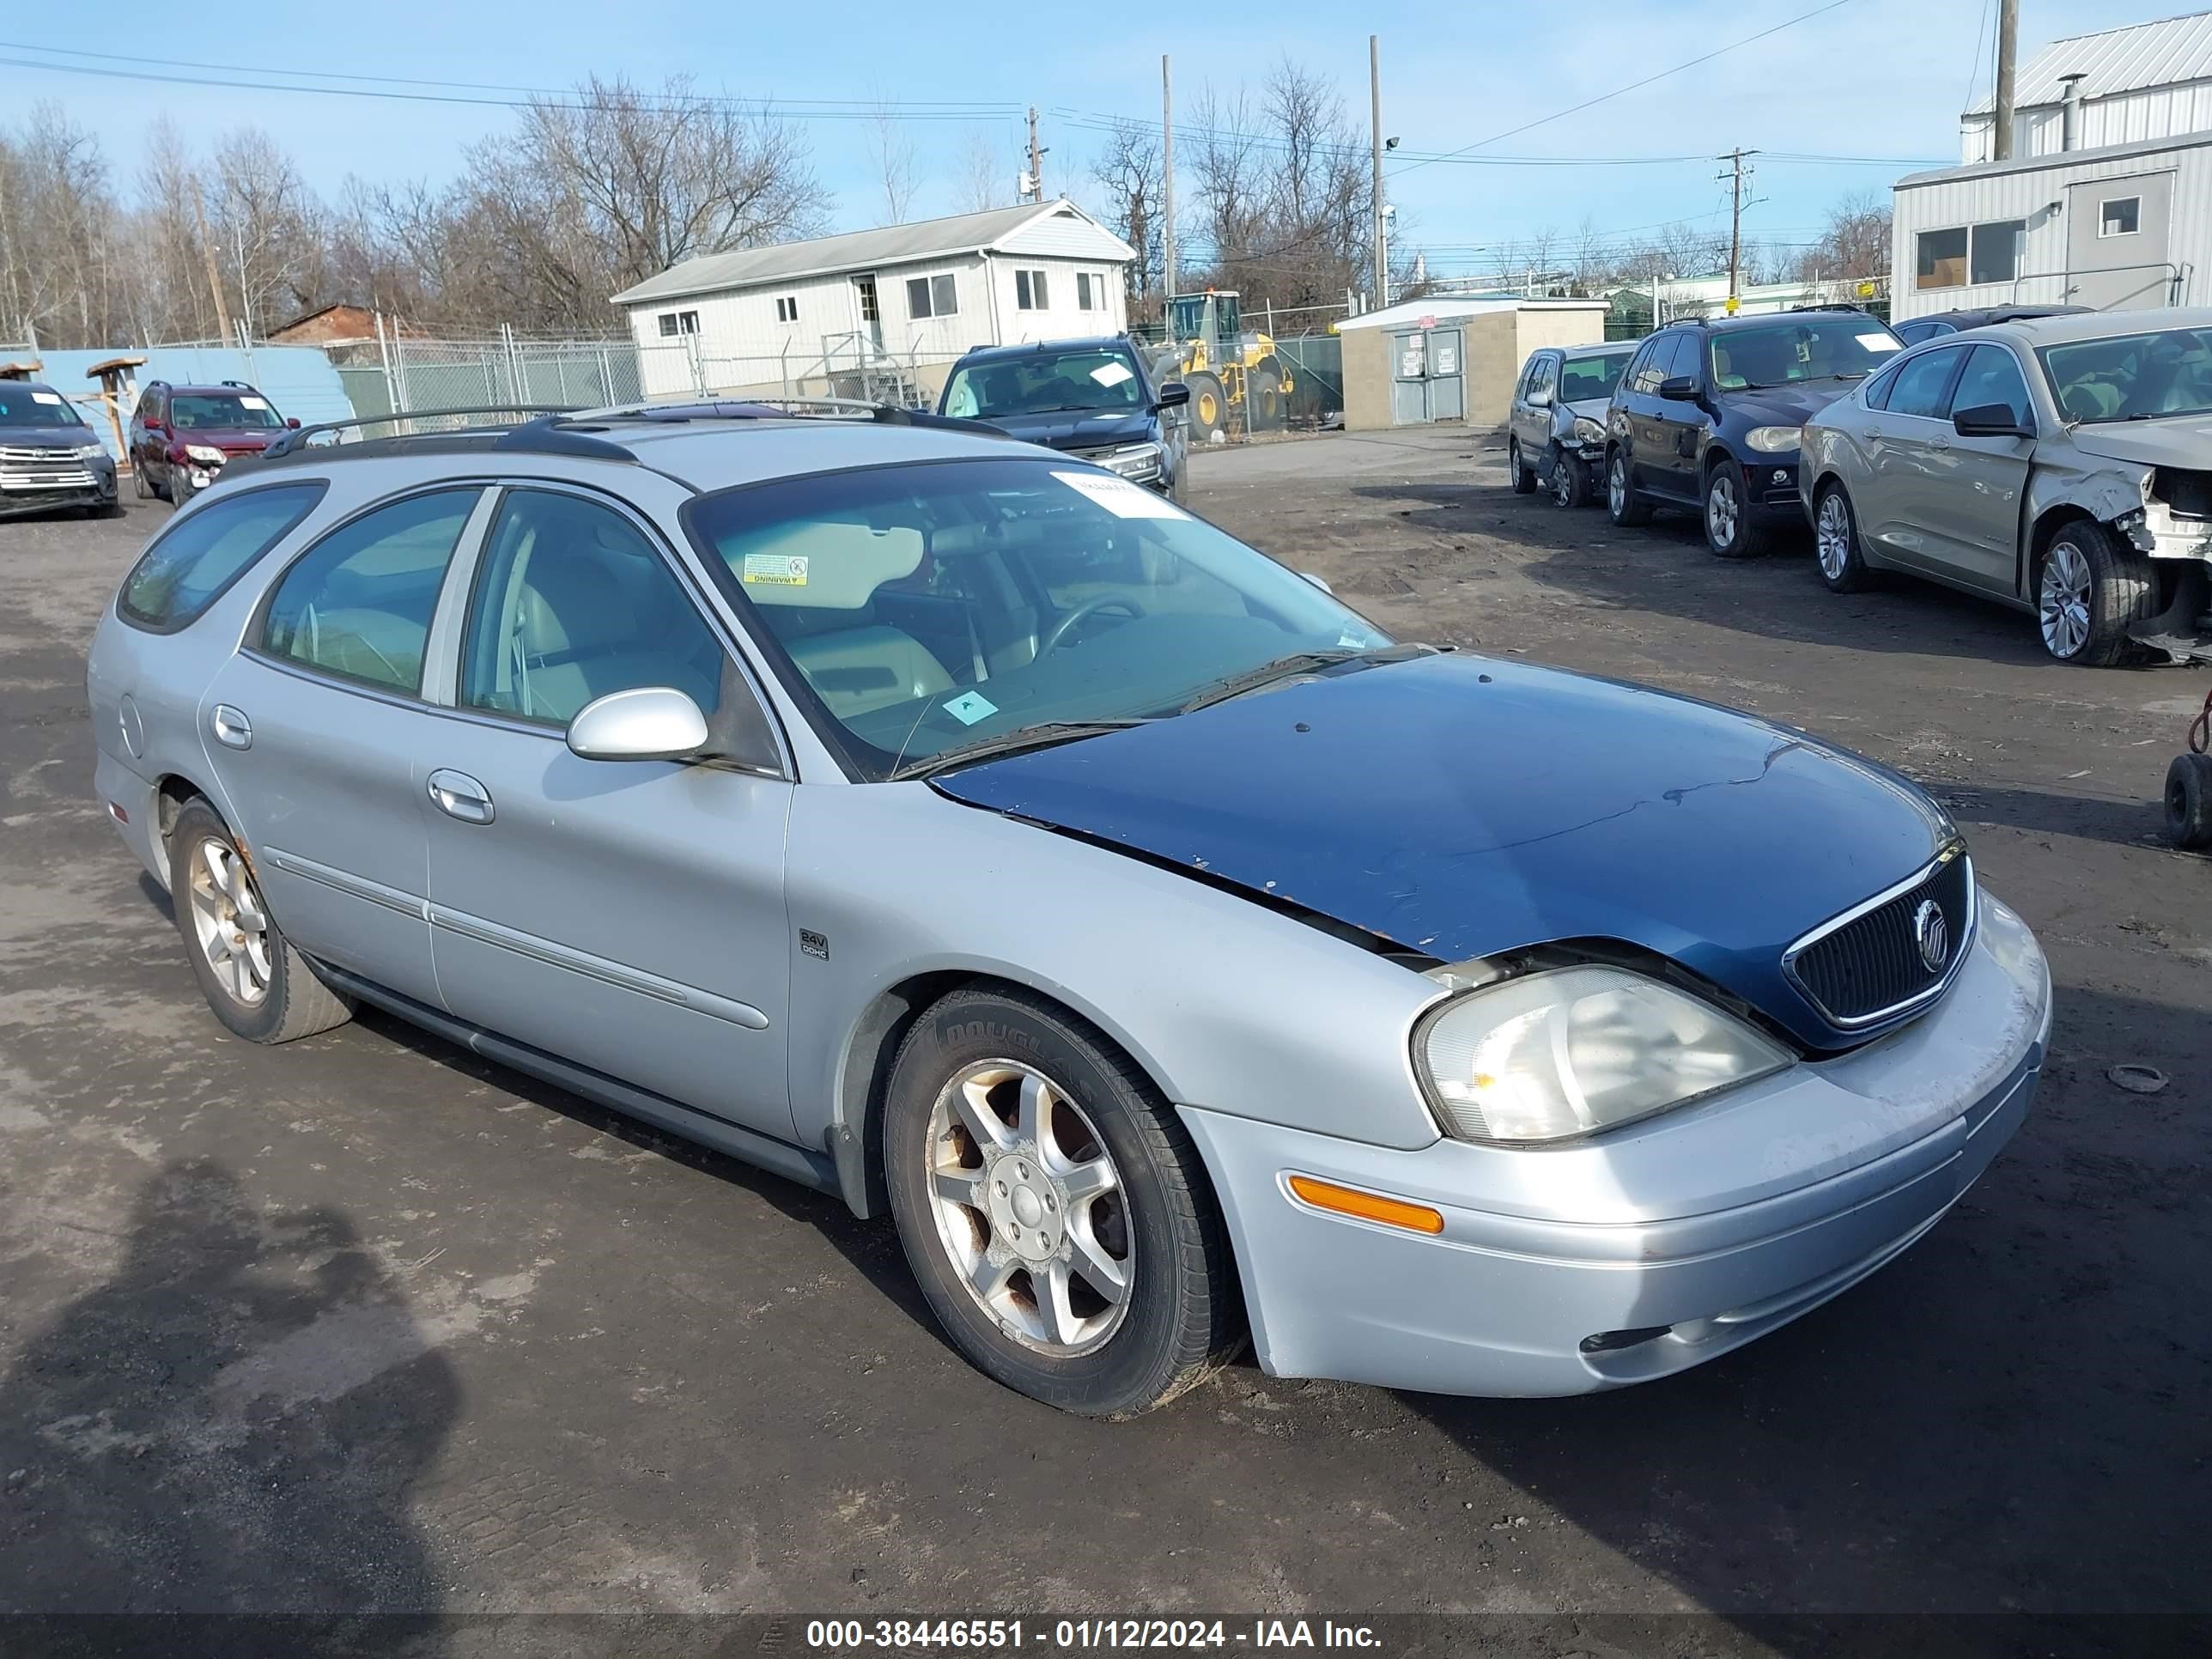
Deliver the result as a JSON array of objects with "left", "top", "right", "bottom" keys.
[
  {"left": 1300, "top": 572, "right": 1334, "bottom": 594},
  {"left": 567, "top": 686, "right": 709, "bottom": 763},
  {"left": 1657, "top": 376, "right": 1699, "bottom": 401},
  {"left": 285, "top": 416, "right": 301, "bottom": 430},
  {"left": 1952, "top": 403, "right": 2034, "bottom": 440},
  {"left": 1153, "top": 381, "right": 1191, "bottom": 410}
]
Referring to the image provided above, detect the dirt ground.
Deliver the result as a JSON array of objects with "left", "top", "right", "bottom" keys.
[{"left": 0, "top": 430, "right": 2206, "bottom": 1654}]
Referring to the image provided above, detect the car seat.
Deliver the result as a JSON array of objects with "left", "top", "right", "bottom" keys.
[{"left": 736, "top": 523, "right": 956, "bottom": 719}]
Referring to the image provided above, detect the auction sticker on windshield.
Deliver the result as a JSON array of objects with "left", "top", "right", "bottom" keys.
[
  {"left": 1090, "top": 360, "right": 1135, "bottom": 386},
  {"left": 1054, "top": 471, "right": 1186, "bottom": 520},
  {"left": 1856, "top": 333, "right": 1900, "bottom": 350},
  {"left": 941, "top": 690, "right": 998, "bottom": 726}
]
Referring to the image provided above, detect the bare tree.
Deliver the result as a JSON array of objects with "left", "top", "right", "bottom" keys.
[
  {"left": 1795, "top": 190, "right": 1892, "bottom": 287},
  {"left": 869, "top": 92, "right": 921, "bottom": 225},
  {"left": 1087, "top": 119, "right": 1164, "bottom": 318},
  {"left": 956, "top": 127, "right": 1011, "bottom": 215}
]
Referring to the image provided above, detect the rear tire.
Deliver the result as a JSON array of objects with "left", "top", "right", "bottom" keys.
[
  {"left": 1606, "top": 448, "right": 1652, "bottom": 526},
  {"left": 2037, "top": 519, "right": 2155, "bottom": 666},
  {"left": 131, "top": 461, "right": 149, "bottom": 501},
  {"left": 2166, "top": 752, "right": 2212, "bottom": 850},
  {"left": 1509, "top": 440, "right": 1536, "bottom": 494},
  {"left": 1813, "top": 483, "right": 1875, "bottom": 592},
  {"left": 883, "top": 984, "right": 1241, "bottom": 1418},
  {"left": 1705, "top": 461, "right": 1773, "bottom": 559},
  {"left": 167, "top": 799, "right": 354, "bottom": 1044}
]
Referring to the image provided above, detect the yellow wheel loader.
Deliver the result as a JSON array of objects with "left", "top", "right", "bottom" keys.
[{"left": 1165, "top": 291, "right": 1291, "bottom": 440}]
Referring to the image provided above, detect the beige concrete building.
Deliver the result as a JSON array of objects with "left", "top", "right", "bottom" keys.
[{"left": 1336, "top": 296, "right": 1610, "bottom": 430}]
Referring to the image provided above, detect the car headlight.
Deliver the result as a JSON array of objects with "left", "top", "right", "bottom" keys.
[
  {"left": 72, "top": 442, "right": 109, "bottom": 461},
  {"left": 1571, "top": 416, "right": 1605, "bottom": 443},
  {"left": 185, "top": 444, "right": 226, "bottom": 465},
  {"left": 1104, "top": 442, "right": 1163, "bottom": 477},
  {"left": 1745, "top": 425, "right": 1802, "bottom": 453},
  {"left": 1415, "top": 965, "right": 1790, "bottom": 1144}
]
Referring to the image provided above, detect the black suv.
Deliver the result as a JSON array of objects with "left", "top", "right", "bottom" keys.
[
  {"left": 1605, "top": 308, "right": 1905, "bottom": 558},
  {"left": 939, "top": 337, "right": 1189, "bottom": 495}
]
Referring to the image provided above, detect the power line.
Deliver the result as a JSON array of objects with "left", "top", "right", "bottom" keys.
[{"left": 1390, "top": 0, "right": 1859, "bottom": 174}]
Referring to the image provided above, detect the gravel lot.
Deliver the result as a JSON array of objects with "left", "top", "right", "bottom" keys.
[{"left": 1, "top": 433, "right": 2206, "bottom": 1649}]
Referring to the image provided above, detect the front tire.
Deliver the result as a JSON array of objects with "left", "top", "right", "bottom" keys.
[
  {"left": 1550, "top": 450, "right": 1592, "bottom": 508},
  {"left": 1813, "top": 483, "right": 1875, "bottom": 592},
  {"left": 167, "top": 799, "right": 354, "bottom": 1044},
  {"left": 883, "top": 985, "right": 1241, "bottom": 1417},
  {"left": 1509, "top": 439, "right": 1536, "bottom": 494},
  {"left": 1606, "top": 448, "right": 1652, "bottom": 526},
  {"left": 1186, "top": 374, "right": 1225, "bottom": 444},
  {"left": 2166, "top": 752, "right": 2212, "bottom": 850},
  {"left": 1249, "top": 368, "right": 1284, "bottom": 429},
  {"left": 1704, "top": 462, "right": 1773, "bottom": 559},
  {"left": 2037, "top": 520, "right": 2154, "bottom": 666}
]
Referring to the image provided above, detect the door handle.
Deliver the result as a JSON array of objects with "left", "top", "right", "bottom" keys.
[
  {"left": 427, "top": 769, "right": 495, "bottom": 825},
  {"left": 210, "top": 704, "right": 252, "bottom": 750}
]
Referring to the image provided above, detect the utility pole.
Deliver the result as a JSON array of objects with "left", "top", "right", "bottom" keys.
[
  {"left": 186, "top": 175, "right": 233, "bottom": 344},
  {"left": 1025, "top": 107, "right": 1044, "bottom": 202},
  {"left": 1162, "top": 55, "right": 1176, "bottom": 315},
  {"left": 1719, "top": 148, "right": 1758, "bottom": 313},
  {"left": 1370, "top": 34, "right": 1388, "bottom": 306},
  {"left": 1993, "top": 0, "right": 2020, "bottom": 161}
]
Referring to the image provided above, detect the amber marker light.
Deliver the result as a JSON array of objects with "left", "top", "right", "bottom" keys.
[{"left": 1285, "top": 1175, "right": 1444, "bottom": 1235}]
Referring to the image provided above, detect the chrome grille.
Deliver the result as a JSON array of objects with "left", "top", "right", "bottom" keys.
[
  {"left": 0, "top": 445, "right": 93, "bottom": 464},
  {"left": 1785, "top": 849, "right": 1975, "bottom": 1029},
  {"left": 1, "top": 467, "right": 96, "bottom": 490}
]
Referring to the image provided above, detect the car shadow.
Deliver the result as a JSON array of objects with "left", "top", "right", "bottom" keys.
[
  {"left": 1928, "top": 781, "right": 2172, "bottom": 850},
  {"left": 0, "top": 1158, "right": 458, "bottom": 1639},
  {"left": 1394, "top": 980, "right": 2209, "bottom": 1631}
]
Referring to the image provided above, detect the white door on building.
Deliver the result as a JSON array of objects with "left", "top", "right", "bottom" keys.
[{"left": 2065, "top": 173, "right": 2176, "bottom": 311}]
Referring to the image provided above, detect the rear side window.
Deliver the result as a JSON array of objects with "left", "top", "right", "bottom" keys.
[
  {"left": 116, "top": 482, "right": 327, "bottom": 633},
  {"left": 261, "top": 489, "right": 481, "bottom": 694}
]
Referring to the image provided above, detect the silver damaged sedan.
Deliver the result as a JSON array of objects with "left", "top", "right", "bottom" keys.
[{"left": 87, "top": 405, "right": 2052, "bottom": 1416}]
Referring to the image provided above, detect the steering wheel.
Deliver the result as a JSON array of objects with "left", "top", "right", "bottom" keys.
[{"left": 1039, "top": 592, "right": 1147, "bottom": 656}]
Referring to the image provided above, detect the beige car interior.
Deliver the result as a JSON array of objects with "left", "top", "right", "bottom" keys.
[{"left": 731, "top": 522, "right": 957, "bottom": 719}]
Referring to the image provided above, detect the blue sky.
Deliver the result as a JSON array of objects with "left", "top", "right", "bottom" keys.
[{"left": 2, "top": 0, "right": 2168, "bottom": 276}]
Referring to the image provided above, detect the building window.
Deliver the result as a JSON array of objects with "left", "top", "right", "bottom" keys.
[
  {"left": 657, "top": 310, "right": 700, "bottom": 337},
  {"left": 1076, "top": 272, "right": 1099, "bottom": 311},
  {"left": 1015, "top": 269, "right": 1050, "bottom": 310},
  {"left": 2100, "top": 197, "right": 2141, "bottom": 237},
  {"left": 775, "top": 295, "right": 799, "bottom": 322},
  {"left": 1916, "top": 228, "right": 1967, "bottom": 289},
  {"left": 905, "top": 273, "right": 958, "bottom": 319},
  {"left": 1969, "top": 220, "right": 2026, "bottom": 284}
]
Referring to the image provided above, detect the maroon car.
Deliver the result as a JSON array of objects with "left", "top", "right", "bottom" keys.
[{"left": 127, "top": 380, "right": 299, "bottom": 505}]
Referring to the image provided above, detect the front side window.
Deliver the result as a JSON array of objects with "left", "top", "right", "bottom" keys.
[
  {"left": 907, "top": 274, "right": 958, "bottom": 319},
  {"left": 1883, "top": 346, "right": 1966, "bottom": 420},
  {"left": 261, "top": 489, "right": 480, "bottom": 693},
  {"left": 459, "top": 489, "right": 725, "bottom": 728},
  {"left": 117, "top": 482, "right": 326, "bottom": 632},
  {"left": 0, "top": 386, "right": 87, "bottom": 428},
  {"left": 1948, "top": 344, "right": 2033, "bottom": 427},
  {"left": 687, "top": 457, "right": 1390, "bottom": 776},
  {"left": 1969, "top": 220, "right": 2026, "bottom": 285},
  {"left": 945, "top": 348, "right": 1145, "bottom": 418},
  {"left": 1917, "top": 228, "right": 1968, "bottom": 290},
  {"left": 2038, "top": 326, "right": 2212, "bottom": 423},
  {"left": 1708, "top": 317, "right": 1899, "bottom": 390},
  {"left": 168, "top": 391, "right": 282, "bottom": 430},
  {"left": 2100, "top": 197, "right": 2140, "bottom": 237}
]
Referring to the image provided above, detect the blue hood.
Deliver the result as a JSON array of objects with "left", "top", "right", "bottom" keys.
[
  {"left": 977, "top": 409, "right": 1154, "bottom": 451},
  {"left": 933, "top": 654, "right": 1953, "bottom": 1048}
]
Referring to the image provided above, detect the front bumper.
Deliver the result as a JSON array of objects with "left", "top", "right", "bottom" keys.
[
  {"left": 0, "top": 457, "right": 116, "bottom": 516},
  {"left": 1739, "top": 456, "right": 1804, "bottom": 521},
  {"left": 1180, "top": 890, "right": 2050, "bottom": 1397}
]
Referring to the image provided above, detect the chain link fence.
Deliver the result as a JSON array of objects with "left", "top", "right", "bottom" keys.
[{"left": 332, "top": 334, "right": 641, "bottom": 429}]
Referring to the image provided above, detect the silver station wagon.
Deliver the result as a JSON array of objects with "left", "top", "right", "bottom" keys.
[{"left": 88, "top": 404, "right": 2051, "bottom": 1416}]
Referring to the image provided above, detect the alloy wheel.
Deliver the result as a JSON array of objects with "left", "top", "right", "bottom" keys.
[
  {"left": 2039, "top": 541, "right": 2094, "bottom": 658},
  {"left": 1552, "top": 456, "right": 1576, "bottom": 507},
  {"left": 1815, "top": 493, "right": 1852, "bottom": 579},
  {"left": 924, "top": 1060, "right": 1133, "bottom": 1356},
  {"left": 1607, "top": 455, "right": 1626, "bottom": 514},
  {"left": 188, "top": 838, "right": 271, "bottom": 1006},
  {"left": 1706, "top": 471, "right": 1741, "bottom": 550}
]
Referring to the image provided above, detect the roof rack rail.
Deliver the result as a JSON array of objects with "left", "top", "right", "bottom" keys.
[
  {"left": 259, "top": 404, "right": 580, "bottom": 460},
  {"left": 569, "top": 397, "right": 1010, "bottom": 440},
  {"left": 1786, "top": 301, "right": 1870, "bottom": 313}
]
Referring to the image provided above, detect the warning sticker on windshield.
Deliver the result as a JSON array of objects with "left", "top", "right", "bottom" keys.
[
  {"left": 239, "top": 394, "right": 270, "bottom": 409},
  {"left": 1090, "top": 360, "right": 1134, "bottom": 387},
  {"left": 941, "top": 690, "right": 998, "bottom": 726},
  {"left": 1053, "top": 470, "right": 1187, "bottom": 520},
  {"left": 742, "top": 552, "right": 809, "bottom": 586},
  {"left": 1856, "top": 332, "right": 1900, "bottom": 351}
]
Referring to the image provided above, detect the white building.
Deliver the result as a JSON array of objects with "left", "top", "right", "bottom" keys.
[
  {"left": 1895, "top": 12, "right": 2212, "bottom": 321},
  {"left": 611, "top": 200, "right": 1135, "bottom": 402}
]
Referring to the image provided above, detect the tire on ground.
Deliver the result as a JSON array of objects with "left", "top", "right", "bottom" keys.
[
  {"left": 1509, "top": 440, "right": 1536, "bottom": 494},
  {"left": 881, "top": 983, "right": 1243, "bottom": 1418},
  {"left": 1607, "top": 447, "right": 1652, "bottom": 526},
  {"left": 1704, "top": 459, "right": 1773, "bottom": 559},
  {"left": 1813, "top": 481, "right": 1875, "bottom": 592},
  {"left": 2166, "top": 751, "right": 2212, "bottom": 849},
  {"left": 1186, "top": 374, "right": 1226, "bottom": 444},
  {"left": 2038, "top": 518, "right": 2156, "bottom": 667}
]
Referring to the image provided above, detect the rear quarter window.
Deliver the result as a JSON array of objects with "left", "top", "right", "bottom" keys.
[{"left": 116, "top": 482, "right": 328, "bottom": 633}]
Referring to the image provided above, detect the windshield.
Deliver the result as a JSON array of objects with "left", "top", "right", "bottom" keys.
[
  {"left": 0, "top": 387, "right": 86, "bottom": 428},
  {"left": 686, "top": 456, "right": 1391, "bottom": 777},
  {"left": 1708, "top": 318, "right": 1901, "bottom": 390},
  {"left": 1558, "top": 352, "right": 1632, "bottom": 403},
  {"left": 944, "top": 350, "right": 1146, "bottom": 419},
  {"left": 2036, "top": 327, "right": 2212, "bottom": 423},
  {"left": 169, "top": 392, "right": 282, "bottom": 430}
]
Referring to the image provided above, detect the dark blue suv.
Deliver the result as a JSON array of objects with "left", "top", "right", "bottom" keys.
[
  {"left": 1605, "top": 308, "right": 1904, "bottom": 558},
  {"left": 939, "top": 337, "right": 1190, "bottom": 496}
]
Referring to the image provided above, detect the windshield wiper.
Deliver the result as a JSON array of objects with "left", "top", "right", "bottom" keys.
[
  {"left": 1177, "top": 643, "right": 1431, "bottom": 714},
  {"left": 890, "top": 720, "right": 1153, "bottom": 781}
]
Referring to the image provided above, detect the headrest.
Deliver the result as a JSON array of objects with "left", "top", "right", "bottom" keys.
[
  {"left": 519, "top": 550, "right": 633, "bottom": 655},
  {"left": 726, "top": 522, "right": 925, "bottom": 610}
]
